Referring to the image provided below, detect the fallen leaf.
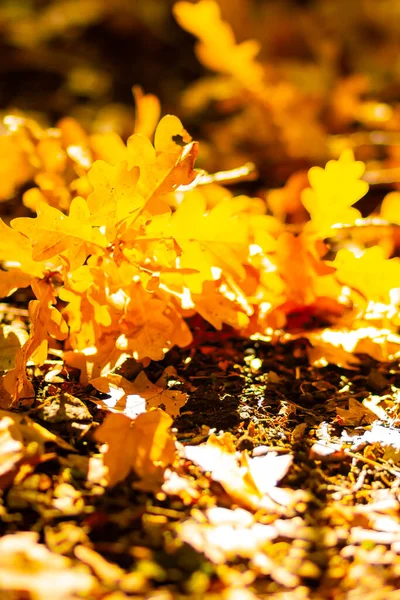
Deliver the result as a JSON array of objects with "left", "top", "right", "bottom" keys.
[
  {"left": 336, "top": 397, "right": 377, "bottom": 426},
  {"left": 93, "top": 409, "right": 176, "bottom": 486},
  {"left": 90, "top": 370, "right": 187, "bottom": 418},
  {"left": 0, "top": 532, "right": 94, "bottom": 600},
  {"left": 332, "top": 246, "right": 400, "bottom": 305},
  {"left": 184, "top": 433, "right": 293, "bottom": 510}
]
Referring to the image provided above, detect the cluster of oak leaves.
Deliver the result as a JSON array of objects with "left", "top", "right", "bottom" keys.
[{"left": 1, "top": 1, "right": 400, "bottom": 489}]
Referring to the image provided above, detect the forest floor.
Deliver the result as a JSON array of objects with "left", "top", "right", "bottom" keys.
[{"left": 2, "top": 315, "right": 400, "bottom": 600}]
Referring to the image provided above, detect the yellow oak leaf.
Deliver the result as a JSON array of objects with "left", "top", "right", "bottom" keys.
[
  {"left": 173, "top": 1, "right": 264, "bottom": 90},
  {"left": 275, "top": 232, "right": 316, "bottom": 306},
  {"left": 0, "top": 135, "right": 34, "bottom": 201},
  {"left": 36, "top": 138, "right": 66, "bottom": 173},
  {"left": 11, "top": 197, "right": 106, "bottom": 264},
  {"left": 154, "top": 114, "right": 191, "bottom": 154},
  {"left": 90, "top": 370, "right": 187, "bottom": 418},
  {"left": 0, "top": 219, "right": 47, "bottom": 278},
  {"left": 127, "top": 116, "right": 198, "bottom": 206},
  {"left": 86, "top": 160, "right": 143, "bottom": 233},
  {"left": 332, "top": 246, "right": 400, "bottom": 304},
  {"left": 89, "top": 132, "right": 127, "bottom": 164},
  {"left": 303, "top": 327, "right": 400, "bottom": 367},
  {"left": 93, "top": 409, "right": 176, "bottom": 486},
  {"left": 147, "top": 191, "right": 249, "bottom": 293},
  {"left": 301, "top": 150, "right": 368, "bottom": 235},
  {"left": 193, "top": 281, "right": 250, "bottom": 330}
]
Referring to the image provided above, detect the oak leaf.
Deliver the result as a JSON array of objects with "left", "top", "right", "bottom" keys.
[
  {"left": 303, "top": 327, "right": 400, "bottom": 368},
  {"left": 0, "top": 219, "right": 46, "bottom": 278},
  {"left": 332, "top": 246, "right": 400, "bottom": 304},
  {"left": 11, "top": 197, "right": 106, "bottom": 265},
  {"left": 0, "top": 325, "right": 28, "bottom": 372},
  {"left": 86, "top": 160, "right": 142, "bottom": 233},
  {"left": 147, "top": 191, "right": 249, "bottom": 293},
  {"left": 301, "top": 149, "right": 368, "bottom": 234},
  {"left": 127, "top": 116, "right": 198, "bottom": 207},
  {"left": 90, "top": 370, "right": 187, "bottom": 418},
  {"left": 173, "top": 1, "right": 264, "bottom": 89}
]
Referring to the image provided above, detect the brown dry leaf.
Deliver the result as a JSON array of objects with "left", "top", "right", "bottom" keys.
[
  {"left": 0, "top": 532, "right": 94, "bottom": 600},
  {"left": 336, "top": 397, "right": 378, "bottom": 426},
  {"left": 93, "top": 409, "right": 176, "bottom": 487},
  {"left": 183, "top": 433, "right": 293, "bottom": 510},
  {"left": 90, "top": 370, "right": 187, "bottom": 418}
]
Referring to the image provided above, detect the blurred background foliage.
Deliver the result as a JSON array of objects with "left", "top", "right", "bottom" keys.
[{"left": 1, "top": 0, "right": 400, "bottom": 190}]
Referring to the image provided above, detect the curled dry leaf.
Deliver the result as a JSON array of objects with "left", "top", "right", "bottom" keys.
[{"left": 183, "top": 433, "right": 293, "bottom": 510}]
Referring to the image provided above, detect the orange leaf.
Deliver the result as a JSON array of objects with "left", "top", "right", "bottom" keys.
[{"left": 93, "top": 409, "right": 176, "bottom": 487}]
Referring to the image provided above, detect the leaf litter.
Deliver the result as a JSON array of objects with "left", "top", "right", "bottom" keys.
[{"left": 1, "top": 333, "right": 400, "bottom": 598}]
